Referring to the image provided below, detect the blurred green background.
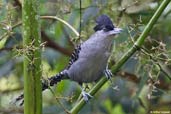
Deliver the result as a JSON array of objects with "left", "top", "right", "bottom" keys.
[{"left": 0, "top": 0, "right": 171, "bottom": 114}]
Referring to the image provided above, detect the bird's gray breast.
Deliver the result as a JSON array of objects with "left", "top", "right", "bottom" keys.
[{"left": 67, "top": 36, "right": 113, "bottom": 83}]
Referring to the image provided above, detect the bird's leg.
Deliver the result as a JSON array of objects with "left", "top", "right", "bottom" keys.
[
  {"left": 104, "top": 65, "right": 113, "bottom": 83},
  {"left": 81, "top": 88, "right": 93, "bottom": 102},
  {"left": 85, "top": 84, "right": 90, "bottom": 90},
  {"left": 78, "top": 83, "right": 92, "bottom": 102}
]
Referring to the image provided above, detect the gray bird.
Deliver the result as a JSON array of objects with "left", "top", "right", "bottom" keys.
[{"left": 16, "top": 14, "right": 122, "bottom": 104}]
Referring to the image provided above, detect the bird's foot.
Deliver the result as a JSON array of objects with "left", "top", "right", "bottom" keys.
[
  {"left": 104, "top": 69, "right": 113, "bottom": 82},
  {"left": 81, "top": 90, "right": 93, "bottom": 102}
]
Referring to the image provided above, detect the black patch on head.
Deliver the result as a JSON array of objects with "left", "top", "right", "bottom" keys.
[{"left": 94, "top": 14, "right": 115, "bottom": 32}]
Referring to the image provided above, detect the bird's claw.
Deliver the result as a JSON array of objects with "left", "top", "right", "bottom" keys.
[
  {"left": 81, "top": 90, "right": 93, "bottom": 102},
  {"left": 104, "top": 69, "right": 113, "bottom": 81}
]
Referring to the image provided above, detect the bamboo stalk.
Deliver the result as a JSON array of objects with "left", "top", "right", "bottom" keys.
[{"left": 23, "top": 0, "right": 42, "bottom": 114}]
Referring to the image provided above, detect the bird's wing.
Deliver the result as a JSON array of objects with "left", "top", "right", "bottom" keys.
[{"left": 66, "top": 44, "right": 82, "bottom": 69}]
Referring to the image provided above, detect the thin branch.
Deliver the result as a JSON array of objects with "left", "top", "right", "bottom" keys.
[
  {"left": 117, "top": 71, "right": 140, "bottom": 83},
  {"left": 41, "top": 16, "right": 79, "bottom": 37},
  {"left": 0, "top": 15, "right": 79, "bottom": 40},
  {"left": 13, "top": 0, "right": 22, "bottom": 10},
  {"left": 0, "top": 86, "right": 23, "bottom": 94},
  {"left": 0, "top": 108, "right": 23, "bottom": 114},
  {"left": 0, "top": 16, "right": 76, "bottom": 55},
  {"left": 140, "top": 47, "right": 171, "bottom": 80},
  {"left": 41, "top": 31, "right": 73, "bottom": 56},
  {"left": 117, "top": 71, "right": 170, "bottom": 90},
  {"left": 0, "top": 47, "right": 14, "bottom": 51}
]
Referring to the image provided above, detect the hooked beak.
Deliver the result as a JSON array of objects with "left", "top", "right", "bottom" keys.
[{"left": 109, "top": 27, "right": 123, "bottom": 35}]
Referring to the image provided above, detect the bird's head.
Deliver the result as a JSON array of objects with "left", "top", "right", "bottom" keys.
[{"left": 94, "top": 15, "right": 122, "bottom": 36}]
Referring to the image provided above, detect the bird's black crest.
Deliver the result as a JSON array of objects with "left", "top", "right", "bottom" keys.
[{"left": 94, "top": 14, "right": 115, "bottom": 32}]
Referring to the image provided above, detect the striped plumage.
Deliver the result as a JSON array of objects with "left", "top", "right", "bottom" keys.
[{"left": 66, "top": 44, "right": 81, "bottom": 69}]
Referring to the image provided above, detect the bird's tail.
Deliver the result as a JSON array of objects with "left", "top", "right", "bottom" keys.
[
  {"left": 42, "top": 70, "right": 68, "bottom": 90},
  {"left": 14, "top": 70, "right": 68, "bottom": 106}
]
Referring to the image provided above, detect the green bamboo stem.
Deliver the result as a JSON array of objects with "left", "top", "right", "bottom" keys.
[
  {"left": 0, "top": 16, "right": 79, "bottom": 41},
  {"left": 23, "top": 0, "right": 42, "bottom": 114},
  {"left": 70, "top": 0, "right": 171, "bottom": 113},
  {"left": 41, "top": 16, "right": 79, "bottom": 37}
]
